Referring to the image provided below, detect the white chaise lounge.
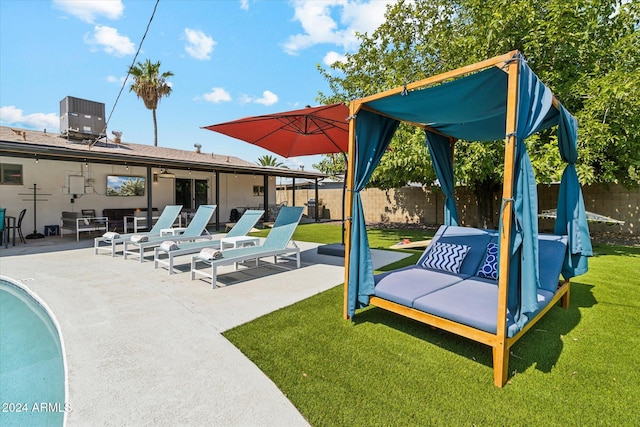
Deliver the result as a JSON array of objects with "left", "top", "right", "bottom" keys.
[
  {"left": 153, "top": 209, "right": 264, "bottom": 275},
  {"left": 93, "top": 205, "right": 183, "bottom": 256},
  {"left": 190, "top": 206, "right": 303, "bottom": 287},
  {"left": 123, "top": 205, "right": 216, "bottom": 262}
]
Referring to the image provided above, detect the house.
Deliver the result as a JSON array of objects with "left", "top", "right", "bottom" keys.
[{"left": 0, "top": 126, "right": 325, "bottom": 236}]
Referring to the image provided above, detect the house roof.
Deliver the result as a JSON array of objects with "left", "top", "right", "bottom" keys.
[{"left": 0, "top": 126, "right": 325, "bottom": 179}]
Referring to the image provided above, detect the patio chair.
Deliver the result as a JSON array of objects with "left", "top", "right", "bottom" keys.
[
  {"left": 123, "top": 205, "right": 216, "bottom": 262},
  {"left": 14, "top": 208, "right": 27, "bottom": 244},
  {"left": 94, "top": 205, "right": 183, "bottom": 257},
  {"left": 4, "top": 208, "right": 26, "bottom": 245},
  {"left": 153, "top": 209, "right": 264, "bottom": 275},
  {"left": 190, "top": 206, "right": 303, "bottom": 288}
]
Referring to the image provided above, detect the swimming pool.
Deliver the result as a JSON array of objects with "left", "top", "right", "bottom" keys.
[{"left": 0, "top": 277, "right": 68, "bottom": 426}]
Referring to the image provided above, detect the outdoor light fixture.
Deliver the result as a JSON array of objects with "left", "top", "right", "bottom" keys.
[{"left": 158, "top": 168, "right": 175, "bottom": 178}]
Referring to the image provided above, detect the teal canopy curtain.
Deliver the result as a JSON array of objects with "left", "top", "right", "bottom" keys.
[
  {"left": 554, "top": 105, "right": 592, "bottom": 277},
  {"left": 425, "top": 131, "right": 459, "bottom": 226},
  {"left": 502, "top": 60, "right": 553, "bottom": 330},
  {"left": 347, "top": 109, "right": 400, "bottom": 317}
]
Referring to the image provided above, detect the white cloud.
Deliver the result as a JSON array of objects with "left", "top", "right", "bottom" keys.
[
  {"left": 323, "top": 51, "right": 346, "bottom": 66},
  {"left": 254, "top": 91, "right": 279, "bottom": 106},
  {"left": 0, "top": 106, "right": 59, "bottom": 131},
  {"left": 85, "top": 25, "right": 135, "bottom": 57},
  {"left": 238, "top": 91, "right": 279, "bottom": 106},
  {"left": 53, "top": 0, "right": 124, "bottom": 23},
  {"left": 283, "top": 158, "right": 305, "bottom": 170},
  {"left": 240, "top": 0, "right": 249, "bottom": 11},
  {"left": 283, "top": 0, "right": 395, "bottom": 55},
  {"left": 106, "top": 75, "right": 126, "bottom": 84},
  {"left": 184, "top": 28, "right": 216, "bottom": 60},
  {"left": 203, "top": 87, "right": 232, "bottom": 103},
  {"left": 238, "top": 94, "right": 253, "bottom": 105}
]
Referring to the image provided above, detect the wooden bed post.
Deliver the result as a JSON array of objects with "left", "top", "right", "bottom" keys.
[
  {"left": 343, "top": 100, "right": 359, "bottom": 320},
  {"left": 494, "top": 54, "right": 520, "bottom": 387},
  {"left": 561, "top": 279, "right": 571, "bottom": 308}
]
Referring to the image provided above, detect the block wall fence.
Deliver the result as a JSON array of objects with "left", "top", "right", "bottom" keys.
[{"left": 277, "top": 183, "right": 638, "bottom": 235}]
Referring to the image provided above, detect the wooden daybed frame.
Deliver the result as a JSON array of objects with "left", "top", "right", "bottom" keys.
[
  {"left": 342, "top": 51, "right": 583, "bottom": 387},
  {"left": 369, "top": 280, "right": 570, "bottom": 386}
]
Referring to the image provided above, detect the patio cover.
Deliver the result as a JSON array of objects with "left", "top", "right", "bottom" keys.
[{"left": 344, "top": 51, "right": 592, "bottom": 335}]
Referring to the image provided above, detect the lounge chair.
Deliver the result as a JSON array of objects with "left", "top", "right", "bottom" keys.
[
  {"left": 93, "top": 205, "right": 183, "bottom": 256},
  {"left": 153, "top": 209, "right": 265, "bottom": 275},
  {"left": 123, "top": 205, "right": 216, "bottom": 262},
  {"left": 190, "top": 206, "right": 303, "bottom": 288}
]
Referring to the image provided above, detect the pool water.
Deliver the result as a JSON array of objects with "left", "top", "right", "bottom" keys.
[{"left": 0, "top": 278, "right": 67, "bottom": 426}]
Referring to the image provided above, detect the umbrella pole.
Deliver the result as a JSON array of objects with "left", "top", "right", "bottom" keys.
[{"left": 315, "top": 177, "right": 319, "bottom": 222}]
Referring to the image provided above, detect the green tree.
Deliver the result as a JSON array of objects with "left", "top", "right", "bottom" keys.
[
  {"left": 312, "top": 153, "right": 346, "bottom": 178},
  {"left": 256, "top": 154, "right": 284, "bottom": 167},
  {"left": 129, "top": 59, "right": 173, "bottom": 147},
  {"left": 318, "top": 0, "right": 640, "bottom": 227}
]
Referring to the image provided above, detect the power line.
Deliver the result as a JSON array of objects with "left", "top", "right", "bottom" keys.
[{"left": 91, "top": 0, "right": 160, "bottom": 147}]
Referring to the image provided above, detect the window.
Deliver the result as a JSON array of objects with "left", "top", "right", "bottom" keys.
[
  {"left": 253, "top": 185, "right": 264, "bottom": 196},
  {"left": 1, "top": 163, "right": 23, "bottom": 185}
]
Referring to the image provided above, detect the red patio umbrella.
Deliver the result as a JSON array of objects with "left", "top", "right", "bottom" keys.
[
  {"left": 203, "top": 103, "right": 349, "bottom": 249},
  {"left": 202, "top": 103, "right": 349, "bottom": 157}
]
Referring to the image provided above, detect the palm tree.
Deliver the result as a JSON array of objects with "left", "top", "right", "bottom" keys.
[
  {"left": 256, "top": 154, "right": 284, "bottom": 167},
  {"left": 128, "top": 59, "right": 173, "bottom": 146}
]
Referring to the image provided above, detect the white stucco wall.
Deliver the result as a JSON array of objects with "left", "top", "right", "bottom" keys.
[
  {"left": 217, "top": 173, "right": 276, "bottom": 223},
  {"left": 0, "top": 157, "right": 276, "bottom": 232}
]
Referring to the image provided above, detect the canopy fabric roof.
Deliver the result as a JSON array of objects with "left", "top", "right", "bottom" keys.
[
  {"left": 362, "top": 63, "right": 560, "bottom": 142},
  {"left": 343, "top": 51, "right": 592, "bottom": 336}
]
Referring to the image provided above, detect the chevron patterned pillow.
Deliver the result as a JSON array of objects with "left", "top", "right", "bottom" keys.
[{"left": 421, "top": 242, "right": 471, "bottom": 274}]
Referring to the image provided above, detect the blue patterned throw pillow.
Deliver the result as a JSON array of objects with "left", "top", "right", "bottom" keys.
[
  {"left": 421, "top": 242, "right": 471, "bottom": 274},
  {"left": 476, "top": 242, "right": 499, "bottom": 280}
]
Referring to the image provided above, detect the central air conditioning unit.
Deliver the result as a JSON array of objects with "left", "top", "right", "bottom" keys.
[{"left": 60, "top": 96, "right": 106, "bottom": 140}]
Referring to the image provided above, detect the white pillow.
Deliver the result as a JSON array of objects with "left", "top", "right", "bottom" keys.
[{"left": 421, "top": 242, "right": 471, "bottom": 274}]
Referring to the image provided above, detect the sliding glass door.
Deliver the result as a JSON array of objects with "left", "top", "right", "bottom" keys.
[{"left": 175, "top": 178, "right": 209, "bottom": 209}]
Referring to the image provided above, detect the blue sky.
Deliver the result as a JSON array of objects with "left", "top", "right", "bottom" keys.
[{"left": 0, "top": 0, "right": 394, "bottom": 171}]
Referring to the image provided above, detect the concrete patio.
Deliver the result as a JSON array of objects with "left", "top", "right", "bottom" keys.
[{"left": 0, "top": 235, "right": 410, "bottom": 426}]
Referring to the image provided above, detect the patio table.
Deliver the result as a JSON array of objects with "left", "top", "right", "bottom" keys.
[{"left": 123, "top": 215, "right": 160, "bottom": 234}]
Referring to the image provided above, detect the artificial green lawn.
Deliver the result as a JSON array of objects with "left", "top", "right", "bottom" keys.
[{"left": 229, "top": 223, "right": 640, "bottom": 426}]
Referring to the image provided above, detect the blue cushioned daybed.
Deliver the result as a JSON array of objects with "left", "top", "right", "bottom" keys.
[
  {"left": 372, "top": 225, "right": 570, "bottom": 339},
  {"left": 343, "top": 51, "right": 592, "bottom": 387}
]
